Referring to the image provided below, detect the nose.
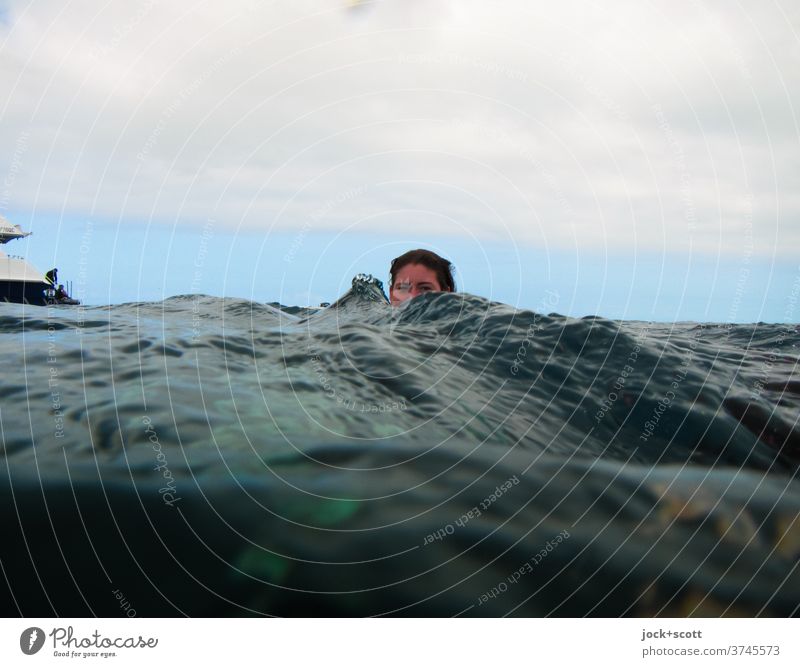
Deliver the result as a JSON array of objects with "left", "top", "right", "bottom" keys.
[{"left": 391, "top": 287, "right": 422, "bottom": 305}]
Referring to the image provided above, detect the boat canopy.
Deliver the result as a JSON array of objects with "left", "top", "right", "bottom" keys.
[{"left": 0, "top": 215, "right": 32, "bottom": 244}]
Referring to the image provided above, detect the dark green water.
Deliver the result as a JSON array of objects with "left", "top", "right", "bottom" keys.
[{"left": 1, "top": 278, "right": 798, "bottom": 616}]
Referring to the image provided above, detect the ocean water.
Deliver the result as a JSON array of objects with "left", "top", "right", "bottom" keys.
[{"left": 1, "top": 277, "right": 798, "bottom": 616}]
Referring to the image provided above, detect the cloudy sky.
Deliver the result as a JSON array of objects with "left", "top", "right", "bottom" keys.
[{"left": 1, "top": 0, "right": 798, "bottom": 319}]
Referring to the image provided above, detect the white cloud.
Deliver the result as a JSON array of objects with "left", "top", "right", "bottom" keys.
[{"left": 0, "top": 0, "right": 797, "bottom": 256}]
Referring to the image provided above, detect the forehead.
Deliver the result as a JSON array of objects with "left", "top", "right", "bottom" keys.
[{"left": 394, "top": 263, "right": 439, "bottom": 284}]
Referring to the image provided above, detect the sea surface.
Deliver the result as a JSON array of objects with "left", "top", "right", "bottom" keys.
[{"left": 1, "top": 277, "right": 798, "bottom": 616}]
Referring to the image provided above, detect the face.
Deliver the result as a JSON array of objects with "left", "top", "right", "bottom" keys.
[{"left": 390, "top": 263, "right": 445, "bottom": 306}]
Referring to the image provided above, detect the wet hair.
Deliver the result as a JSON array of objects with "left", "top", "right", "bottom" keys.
[{"left": 389, "top": 249, "right": 455, "bottom": 292}]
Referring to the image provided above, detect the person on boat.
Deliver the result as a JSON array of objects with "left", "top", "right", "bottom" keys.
[
  {"left": 54, "top": 284, "right": 67, "bottom": 300},
  {"left": 45, "top": 268, "right": 58, "bottom": 286},
  {"left": 388, "top": 249, "right": 455, "bottom": 306}
]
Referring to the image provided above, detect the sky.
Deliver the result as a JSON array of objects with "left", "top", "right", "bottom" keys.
[{"left": 1, "top": 0, "right": 798, "bottom": 321}]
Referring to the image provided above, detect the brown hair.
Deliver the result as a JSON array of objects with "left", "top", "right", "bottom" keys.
[{"left": 389, "top": 249, "right": 455, "bottom": 292}]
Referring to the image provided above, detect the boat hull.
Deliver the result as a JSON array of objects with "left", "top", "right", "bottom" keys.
[{"left": 0, "top": 279, "right": 53, "bottom": 306}]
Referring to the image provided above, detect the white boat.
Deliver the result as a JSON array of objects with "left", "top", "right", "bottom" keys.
[{"left": 0, "top": 214, "right": 79, "bottom": 306}]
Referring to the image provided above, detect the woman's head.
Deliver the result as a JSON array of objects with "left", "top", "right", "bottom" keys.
[{"left": 389, "top": 249, "right": 455, "bottom": 306}]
